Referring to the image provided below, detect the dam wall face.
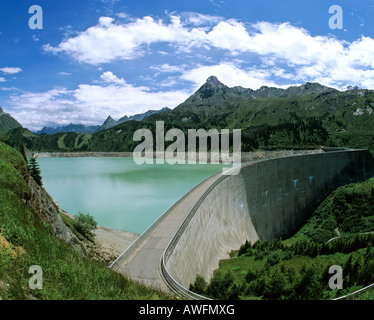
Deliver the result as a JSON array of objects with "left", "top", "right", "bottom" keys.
[{"left": 165, "top": 150, "right": 374, "bottom": 288}]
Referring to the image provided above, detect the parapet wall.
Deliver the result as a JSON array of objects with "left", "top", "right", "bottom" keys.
[{"left": 165, "top": 150, "right": 374, "bottom": 288}]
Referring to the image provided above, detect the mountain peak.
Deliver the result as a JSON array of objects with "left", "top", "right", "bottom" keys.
[
  {"left": 206, "top": 76, "right": 221, "bottom": 86},
  {"left": 97, "top": 115, "right": 118, "bottom": 131},
  {"left": 193, "top": 75, "right": 228, "bottom": 100},
  {"left": 97, "top": 108, "right": 170, "bottom": 132}
]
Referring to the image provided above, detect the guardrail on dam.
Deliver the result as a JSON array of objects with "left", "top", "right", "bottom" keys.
[{"left": 162, "top": 149, "right": 374, "bottom": 294}]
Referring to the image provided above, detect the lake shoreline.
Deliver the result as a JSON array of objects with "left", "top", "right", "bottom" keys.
[
  {"left": 63, "top": 211, "right": 139, "bottom": 263},
  {"left": 34, "top": 152, "right": 133, "bottom": 158},
  {"left": 93, "top": 225, "right": 139, "bottom": 262},
  {"left": 34, "top": 149, "right": 323, "bottom": 162}
]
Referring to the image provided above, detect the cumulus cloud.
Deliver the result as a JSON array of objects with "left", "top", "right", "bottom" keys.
[
  {"left": 100, "top": 71, "right": 126, "bottom": 85},
  {"left": 203, "top": 21, "right": 374, "bottom": 89},
  {"left": 150, "top": 64, "right": 187, "bottom": 74},
  {"left": 43, "top": 14, "right": 374, "bottom": 89},
  {"left": 44, "top": 15, "right": 207, "bottom": 64},
  {"left": 206, "top": 19, "right": 253, "bottom": 54},
  {"left": 74, "top": 82, "right": 188, "bottom": 116},
  {"left": 8, "top": 73, "right": 190, "bottom": 131},
  {"left": 0, "top": 67, "right": 22, "bottom": 74},
  {"left": 181, "top": 62, "right": 290, "bottom": 90},
  {"left": 8, "top": 88, "right": 77, "bottom": 130}
]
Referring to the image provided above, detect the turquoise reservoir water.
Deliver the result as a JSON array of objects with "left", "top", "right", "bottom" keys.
[{"left": 38, "top": 157, "right": 224, "bottom": 234}]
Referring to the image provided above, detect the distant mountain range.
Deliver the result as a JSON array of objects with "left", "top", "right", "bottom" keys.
[
  {"left": 30, "top": 78, "right": 339, "bottom": 135},
  {"left": 35, "top": 123, "right": 101, "bottom": 135},
  {"left": 34, "top": 107, "right": 171, "bottom": 134}
]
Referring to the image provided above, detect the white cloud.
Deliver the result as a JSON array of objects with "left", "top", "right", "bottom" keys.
[
  {"left": 0, "top": 87, "right": 20, "bottom": 91},
  {"left": 100, "top": 71, "right": 126, "bottom": 85},
  {"left": 150, "top": 64, "right": 186, "bottom": 74},
  {"left": 8, "top": 88, "right": 77, "bottom": 130},
  {"left": 43, "top": 14, "right": 374, "bottom": 89},
  {"left": 0, "top": 67, "right": 22, "bottom": 74},
  {"left": 41, "top": 12, "right": 374, "bottom": 87},
  {"left": 116, "top": 12, "right": 129, "bottom": 19},
  {"left": 203, "top": 21, "right": 374, "bottom": 89},
  {"left": 181, "top": 62, "right": 290, "bottom": 90},
  {"left": 98, "top": 16, "right": 115, "bottom": 28},
  {"left": 206, "top": 19, "right": 253, "bottom": 54},
  {"left": 346, "top": 36, "right": 374, "bottom": 69},
  {"left": 0, "top": 77, "right": 6, "bottom": 82},
  {"left": 181, "top": 12, "right": 222, "bottom": 26},
  {"left": 210, "top": 0, "right": 224, "bottom": 8},
  {"left": 44, "top": 15, "right": 207, "bottom": 65},
  {"left": 74, "top": 82, "right": 189, "bottom": 119},
  {"left": 58, "top": 72, "right": 72, "bottom": 76},
  {"left": 157, "top": 77, "right": 179, "bottom": 88},
  {"left": 7, "top": 75, "right": 190, "bottom": 131}
]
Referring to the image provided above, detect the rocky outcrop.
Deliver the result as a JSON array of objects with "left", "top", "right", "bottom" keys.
[
  {"left": 26, "top": 176, "right": 137, "bottom": 263},
  {"left": 26, "top": 176, "right": 81, "bottom": 251}
]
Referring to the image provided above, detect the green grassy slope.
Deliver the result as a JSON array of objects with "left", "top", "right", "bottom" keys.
[{"left": 0, "top": 141, "right": 170, "bottom": 300}]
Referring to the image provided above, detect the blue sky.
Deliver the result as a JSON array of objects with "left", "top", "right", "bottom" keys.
[{"left": 1, "top": 0, "right": 374, "bottom": 131}]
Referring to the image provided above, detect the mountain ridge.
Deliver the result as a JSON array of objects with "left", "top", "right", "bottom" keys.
[
  {"left": 0, "top": 106, "right": 23, "bottom": 133},
  {"left": 3, "top": 77, "right": 374, "bottom": 154},
  {"left": 35, "top": 123, "right": 100, "bottom": 135},
  {"left": 97, "top": 107, "right": 171, "bottom": 131},
  {"left": 175, "top": 76, "right": 339, "bottom": 117},
  {"left": 180, "top": 76, "right": 338, "bottom": 105},
  {"left": 34, "top": 107, "right": 172, "bottom": 134}
]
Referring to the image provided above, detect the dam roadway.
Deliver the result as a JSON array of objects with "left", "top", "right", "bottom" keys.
[{"left": 109, "top": 168, "right": 225, "bottom": 294}]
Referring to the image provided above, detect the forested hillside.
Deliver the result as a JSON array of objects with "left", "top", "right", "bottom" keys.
[{"left": 2, "top": 78, "right": 374, "bottom": 154}]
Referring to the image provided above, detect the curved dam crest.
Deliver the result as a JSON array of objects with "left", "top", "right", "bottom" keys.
[{"left": 164, "top": 150, "right": 374, "bottom": 288}]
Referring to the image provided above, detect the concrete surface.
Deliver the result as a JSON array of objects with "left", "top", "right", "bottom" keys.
[
  {"left": 166, "top": 150, "right": 374, "bottom": 288},
  {"left": 113, "top": 149, "right": 374, "bottom": 294}
]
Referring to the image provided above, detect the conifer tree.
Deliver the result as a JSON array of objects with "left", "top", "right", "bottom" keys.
[{"left": 28, "top": 157, "right": 43, "bottom": 186}]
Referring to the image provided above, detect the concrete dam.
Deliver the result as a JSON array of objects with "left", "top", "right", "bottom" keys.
[
  {"left": 163, "top": 149, "right": 374, "bottom": 292},
  {"left": 112, "top": 149, "right": 374, "bottom": 298}
]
